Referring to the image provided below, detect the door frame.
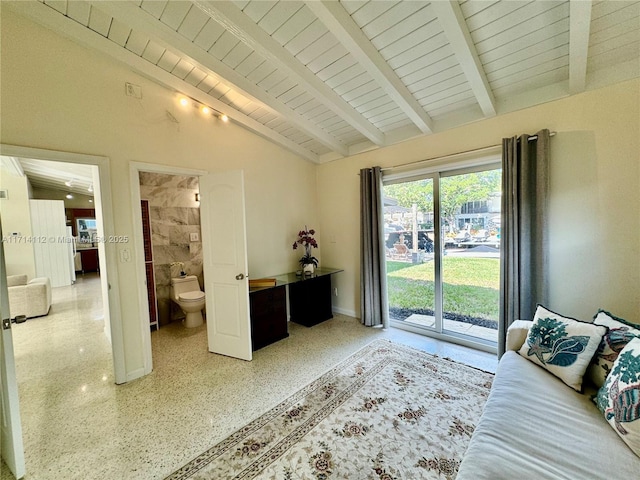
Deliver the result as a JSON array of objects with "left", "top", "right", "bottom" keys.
[
  {"left": 383, "top": 151, "right": 501, "bottom": 354},
  {"left": 0, "top": 143, "right": 126, "bottom": 383},
  {"left": 129, "top": 162, "right": 208, "bottom": 375},
  {"left": 1, "top": 218, "right": 26, "bottom": 478}
]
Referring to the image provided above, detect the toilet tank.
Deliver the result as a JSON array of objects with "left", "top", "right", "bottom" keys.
[{"left": 170, "top": 275, "right": 200, "bottom": 300}]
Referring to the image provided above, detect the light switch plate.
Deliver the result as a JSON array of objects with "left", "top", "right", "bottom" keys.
[{"left": 190, "top": 232, "right": 199, "bottom": 242}]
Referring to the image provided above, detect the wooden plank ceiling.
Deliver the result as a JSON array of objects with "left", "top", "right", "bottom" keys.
[{"left": 8, "top": 0, "right": 640, "bottom": 163}]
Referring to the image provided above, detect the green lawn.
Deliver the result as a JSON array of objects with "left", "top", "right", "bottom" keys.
[{"left": 387, "top": 258, "right": 500, "bottom": 321}]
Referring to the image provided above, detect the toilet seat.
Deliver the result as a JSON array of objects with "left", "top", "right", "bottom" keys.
[{"left": 179, "top": 291, "right": 205, "bottom": 302}]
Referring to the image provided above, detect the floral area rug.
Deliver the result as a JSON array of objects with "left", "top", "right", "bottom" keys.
[{"left": 166, "top": 340, "right": 493, "bottom": 480}]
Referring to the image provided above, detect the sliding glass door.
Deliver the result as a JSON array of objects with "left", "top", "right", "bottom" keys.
[{"left": 383, "top": 164, "right": 501, "bottom": 351}]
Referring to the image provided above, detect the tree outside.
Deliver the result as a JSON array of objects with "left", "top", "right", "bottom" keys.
[{"left": 384, "top": 170, "right": 501, "bottom": 231}]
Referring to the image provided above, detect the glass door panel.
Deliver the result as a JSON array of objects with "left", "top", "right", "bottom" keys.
[
  {"left": 440, "top": 169, "right": 501, "bottom": 344},
  {"left": 383, "top": 178, "right": 436, "bottom": 330}
]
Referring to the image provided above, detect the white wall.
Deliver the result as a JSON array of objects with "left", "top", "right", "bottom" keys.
[
  {"left": 0, "top": 7, "right": 319, "bottom": 378},
  {"left": 317, "top": 79, "right": 640, "bottom": 323},
  {"left": 0, "top": 166, "right": 36, "bottom": 279},
  {"left": 2, "top": 5, "right": 638, "bottom": 382}
]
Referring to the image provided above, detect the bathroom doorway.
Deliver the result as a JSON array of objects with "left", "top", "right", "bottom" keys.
[
  {"left": 129, "top": 162, "right": 208, "bottom": 375},
  {"left": 137, "top": 172, "right": 204, "bottom": 329},
  {"left": 131, "top": 162, "right": 253, "bottom": 372}
]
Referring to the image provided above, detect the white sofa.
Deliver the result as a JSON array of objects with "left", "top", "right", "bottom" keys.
[
  {"left": 457, "top": 320, "right": 640, "bottom": 479},
  {"left": 7, "top": 274, "right": 52, "bottom": 319}
]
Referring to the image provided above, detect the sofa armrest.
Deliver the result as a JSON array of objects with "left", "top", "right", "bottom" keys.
[
  {"left": 506, "top": 320, "right": 533, "bottom": 351},
  {"left": 28, "top": 277, "right": 52, "bottom": 308},
  {"left": 26, "top": 278, "right": 51, "bottom": 317},
  {"left": 7, "top": 274, "right": 28, "bottom": 287},
  {"left": 7, "top": 285, "right": 28, "bottom": 318}
]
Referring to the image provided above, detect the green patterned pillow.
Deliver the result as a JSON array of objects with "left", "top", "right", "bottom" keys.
[
  {"left": 588, "top": 310, "right": 640, "bottom": 388},
  {"left": 595, "top": 337, "right": 640, "bottom": 457},
  {"left": 518, "top": 305, "right": 607, "bottom": 391}
]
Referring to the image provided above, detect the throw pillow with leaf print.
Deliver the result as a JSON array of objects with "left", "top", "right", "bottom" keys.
[
  {"left": 595, "top": 337, "right": 640, "bottom": 457},
  {"left": 518, "top": 305, "right": 607, "bottom": 391},
  {"left": 588, "top": 310, "right": 640, "bottom": 388}
]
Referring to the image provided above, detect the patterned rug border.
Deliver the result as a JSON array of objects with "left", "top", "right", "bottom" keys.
[{"left": 164, "top": 339, "right": 493, "bottom": 480}]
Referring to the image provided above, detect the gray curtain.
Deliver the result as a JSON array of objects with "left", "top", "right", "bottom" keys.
[
  {"left": 499, "top": 129, "right": 550, "bottom": 357},
  {"left": 360, "top": 166, "right": 389, "bottom": 328}
]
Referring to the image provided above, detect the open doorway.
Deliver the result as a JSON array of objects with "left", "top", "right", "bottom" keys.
[
  {"left": 0, "top": 143, "right": 124, "bottom": 478},
  {"left": 131, "top": 162, "right": 255, "bottom": 371},
  {"left": 0, "top": 146, "right": 123, "bottom": 373},
  {"left": 138, "top": 171, "right": 203, "bottom": 327},
  {"left": 129, "top": 162, "right": 208, "bottom": 375}
]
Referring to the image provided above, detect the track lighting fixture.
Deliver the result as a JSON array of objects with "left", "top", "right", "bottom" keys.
[{"left": 178, "top": 94, "right": 229, "bottom": 124}]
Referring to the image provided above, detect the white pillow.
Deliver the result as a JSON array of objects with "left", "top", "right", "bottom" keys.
[
  {"left": 588, "top": 310, "right": 640, "bottom": 388},
  {"left": 518, "top": 305, "right": 607, "bottom": 391},
  {"left": 595, "top": 337, "right": 640, "bottom": 457}
]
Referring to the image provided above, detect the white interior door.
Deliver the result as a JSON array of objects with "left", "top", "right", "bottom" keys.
[
  {"left": 0, "top": 220, "right": 26, "bottom": 479},
  {"left": 200, "top": 170, "right": 252, "bottom": 361}
]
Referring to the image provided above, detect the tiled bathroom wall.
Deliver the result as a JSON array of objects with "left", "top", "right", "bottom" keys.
[{"left": 139, "top": 172, "right": 201, "bottom": 325}]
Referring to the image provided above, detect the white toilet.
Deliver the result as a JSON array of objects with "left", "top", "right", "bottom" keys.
[{"left": 170, "top": 275, "right": 205, "bottom": 328}]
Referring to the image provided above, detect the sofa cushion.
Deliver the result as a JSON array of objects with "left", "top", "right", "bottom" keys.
[
  {"left": 457, "top": 351, "right": 640, "bottom": 479},
  {"left": 596, "top": 337, "right": 640, "bottom": 457},
  {"left": 589, "top": 310, "right": 640, "bottom": 388},
  {"left": 518, "top": 305, "right": 606, "bottom": 391}
]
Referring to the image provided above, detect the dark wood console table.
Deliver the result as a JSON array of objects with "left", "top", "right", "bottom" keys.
[
  {"left": 249, "top": 285, "right": 288, "bottom": 351},
  {"left": 249, "top": 267, "right": 343, "bottom": 349}
]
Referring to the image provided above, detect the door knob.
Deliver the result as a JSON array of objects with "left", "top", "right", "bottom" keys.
[{"left": 235, "top": 273, "right": 245, "bottom": 280}]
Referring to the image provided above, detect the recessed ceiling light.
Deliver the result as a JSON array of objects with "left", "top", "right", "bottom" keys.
[
  {"left": 180, "top": 98, "right": 189, "bottom": 107},
  {"left": 220, "top": 114, "right": 229, "bottom": 122},
  {"left": 66, "top": 193, "right": 73, "bottom": 199},
  {"left": 202, "top": 106, "right": 210, "bottom": 115}
]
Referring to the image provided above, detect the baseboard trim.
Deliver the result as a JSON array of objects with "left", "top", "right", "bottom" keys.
[{"left": 333, "top": 306, "right": 357, "bottom": 318}]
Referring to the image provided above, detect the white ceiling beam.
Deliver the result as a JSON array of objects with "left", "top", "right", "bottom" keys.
[
  {"left": 306, "top": 1, "right": 434, "bottom": 134},
  {"left": 569, "top": 0, "right": 592, "bottom": 94},
  {"left": 6, "top": 0, "right": 319, "bottom": 163},
  {"left": 431, "top": 1, "right": 496, "bottom": 117},
  {"left": 0, "top": 156, "right": 25, "bottom": 177},
  {"left": 18, "top": 164, "right": 92, "bottom": 184},
  {"left": 88, "top": 1, "right": 347, "bottom": 157},
  {"left": 193, "top": 0, "right": 386, "bottom": 146}
]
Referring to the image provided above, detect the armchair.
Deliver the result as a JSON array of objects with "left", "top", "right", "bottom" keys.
[{"left": 7, "top": 274, "right": 52, "bottom": 319}]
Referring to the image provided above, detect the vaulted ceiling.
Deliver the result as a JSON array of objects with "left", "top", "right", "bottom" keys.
[
  {"left": 7, "top": 1, "right": 640, "bottom": 163},
  {"left": 1, "top": 156, "right": 95, "bottom": 195}
]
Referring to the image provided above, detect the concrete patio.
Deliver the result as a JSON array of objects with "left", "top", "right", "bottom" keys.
[{"left": 402, "top": 313, "right": 498, "bottom": 343}]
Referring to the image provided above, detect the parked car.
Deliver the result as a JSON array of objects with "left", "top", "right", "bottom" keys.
[
  {"left": 472, "top": 229, "right": 490, "bottom": 242},
  {"left": 454, "top": 230, "right": 471, "bottom": 243}
]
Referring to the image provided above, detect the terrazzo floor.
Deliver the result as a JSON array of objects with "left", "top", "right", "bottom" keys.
[{"left": 2, "top": 273, "right": 497, "bottom": 480}]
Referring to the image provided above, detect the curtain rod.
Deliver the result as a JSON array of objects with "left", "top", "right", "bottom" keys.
[{"left": 380, "top": 131, "right": 556, "bottom": 172}]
